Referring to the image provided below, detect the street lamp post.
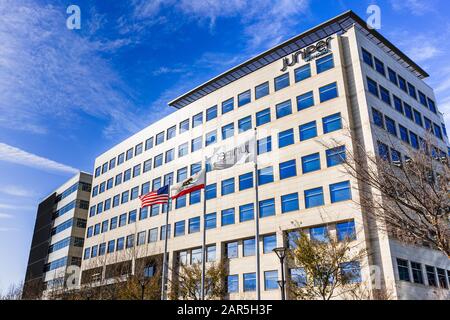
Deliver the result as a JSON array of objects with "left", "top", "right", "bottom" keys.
[{"left": 273, "top": 247, "right": 287, "bottom": 300}]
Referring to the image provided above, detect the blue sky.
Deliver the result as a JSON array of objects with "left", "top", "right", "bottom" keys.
[{"left": 0, "top": 0, "right": 449, "bottom": 294}]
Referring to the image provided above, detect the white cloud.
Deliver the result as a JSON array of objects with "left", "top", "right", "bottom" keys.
[
  {"left": 0, "top": 185, "right": 34, "bottom": 197},
  {"left": 0, "top": 213, "right": 13, "bottom": 219},
  {"left": 0, "top": 227, "right": 18, "bottom": 232},
  {"left": 390, "top": 0, "right": 435, "bottom": 16},
  {"left": 0, "top": 0, "right": 144, "bottom": 138},
  {"left": 0, "top": 142, "right": 78, "bottom": 174}
]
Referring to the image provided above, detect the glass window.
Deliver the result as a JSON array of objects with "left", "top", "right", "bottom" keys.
[
  {"left": 393, "top": 96, "right": 403, "bottom": 114},
  {"left": 336, "top": 221, "right": 356, "bottom": 241},
  {"left": 380, "top": 86, "right": 391, "bottom": 105},
  {"left": 274, "top": 73, "right": 290, "bottom": 91},
  {"left": 397, "top": 259, "right": 410, "bottom": 281},
  {"left": 404, "top": 103, "right": 413, "bottom": 120},
  {"left": 255, "top": 82, "right": 269, "bottom": 100},
  {"left": 205, "top": 183, "right": 217, "bottom": 200},
  {"left": 310, "top": 226, "right": 328, "bottom": 242},
  {"left": 155, "top": 132, "right": 164, "bottom": 146},
  {"left": 189, "top": 189, "right": 201, "bottom": 205},
  {"left": 243, "top": 273, "right": 256, "bottom": 292},
  {"left": 408, "top": 83, "right": 417, "bottom": 100},
  {"left": 319, "top": 82, "right": 338, "bottom": 102},
  {"left": 278, "top": 128, "right": 294, "bottom": 148},
  {"left": 388, "top": 68, "right": 397, "bottom": 85},
  {"left": 385, "top": 116, "right": 397, "bottom": 136},
  {"left": 206, "top": 245, "right": 216, "bottom": 262},
  {"left": 205, "top": 130, "right": 217, "bottom": 146},
  {"left": 221, "top": 178, "right": 235, "bottom": 196},
  {"left": 238, "top": 116, "right": 252, "bottom": 133},
  {"left": 177, "top": 167, "right": 187, "bottom": 182},
  {"left": 362, "top": 48, "right": 373, "bottom": 67},
  {"left": 112, "top": 195, "right": 120, "bottom": 208},
  {"left": 398, "top": 76, "right": 407, "bottom": 92},
  {"left": 222, "top": 98, "right": 234, "bottom": 114},
  {"left": 426, "top": 265, "right": 437, "bottom": 286},
  {"left": 259, "top": 198, "right": 275, "bottom": 218},
  {"left": 281, "top": 193, "right": 299, "bottom": 213},
  {"left": 178, "top": 142, "right": 188, "bottom": 157},
  {"left": 330, "top": 181, "right": 351, "bottom": 203},
  {"left": 243, "top": 238, "right": 255, "bottom": 256},
  {"left": 367, "top": 77, "right": 379, "bottom": 96},
  {"left": 264, "top": 270, "right": 278, "bottom": 290},
  {"left": 148, "top": 228, "right": 158, "bottom": 243},
  {"left": 290, "top": 268, "right": 307, "bottom": 287},
  {"left": 137, "top": 231, "right": 146, "bottom": 246},
  {"left": 121, "top": 191, "right": 129, "bottom": 204},
  {"left": 263, "top": 234, "right": 277, "bottom": 253},
  {"left": 226, "top": 242, "right": 238, "bottom": 259},
  {"left": 297, "top": 91, "right": 314, "bottom": 111},
  {"left": 175, "top": 195, "right": 186, "bottom": 209},
  {"left": 238, "top": 90, "right": 251, "bottom": 107},
  {"left": 221, "top": 123, "right": 234, "bottom": 140},
  {"left": 117, "top": 153, "right": 125, "bottom": 165},
  {"left": 326, "top": 146, "right": 346, "bottom": 167},
  {"left": 167, "top": 126, "right": 176, "bottom": 140},
  {"left": 410, "top": 262, "right": 424, "bottom": 284},
  {"left": 302, "top": 153, "right": 321, "bottom": 174},
  {"left": 256, "top": 108, "right": 271, "bottom": 126},
  {"left": 316, "top": 54, "right": 334, "bottom": 73},
  {"left": 139, "top": 206, "right": 148, "bottom": 220},
  {"left": 341, "top": 261, "right": 361, "bottom": 283},
  {"left": 239, "top": 203, "right": 254, "bottom": 222},
  {"left": 322, "top": 113, "right": 342, "bottom": 133},
  {"left": 205, "top": 212, "right": 216, "bottom": 230},
  {"left": 221, "top": 208, "right": 235, "bottom": 226},
  {"left": 437, "top": 268, "right": 448, "bottom": 289},
  {"left": 276, "top": 100, "right": 292, "bottom": 119},
  {"left": 116, "top": 237, "right": 124, "bottom": 251},
  {"left": 143, "top": 159, "right": 152, "bottom": 173},
  {"left": 409, "top": 132, "right": 419, "bottom": 149},
  {"left": 130, "top": 186, "right": 139, "bottom": 200},
  {"left": 295, "top": 64, "right": 311, "bottom": 82},
  {"left": 304, "top": 187, "right": 324, "bottom": 208},
  {"left": 418, "top": 91, "right": 427, "bottom": 106},
  {"left": 227, "top": 275, "right": 239, "bottom": 293},
  {"left": 258, "top": 166, "right": 274, "bottom": 185},
  {"left": 257, "top": 136, "right": 272, "bottom": 155},
  {"left": 188, "top": 217, "right": 200, "bottom": 234},
  {"left": 179, "top": 119, "right": 189, "bottom": 133},
  {"left": 174, "top": 221, "right": 185, "bottom": 237},
  {"left": 374, "top": 57, "right": 385, "bottom": 76},
  {"left": 133, "top": 164, "right": 141, "bottom": 177},
  {"left": 107, "top": 240, "right": 115, "bottom": 253},
  {"left": 279, "top": 159, "right": 297, "bottom": 179},
  {"left": 124, "top": 235, "right": 135, "bottom": 249},
  {"left": 126, "top": 148, "right": 133, "bottom": 161},
  {"left": 427, "top": 98, "right": 437, "bottom": 113},
  {"left": 239, "top": 172, "right": 253, "bottom": 190},
  {"left": 191, "top": 136, "right": 202, "bottom": 152},
  {"left": 299, "top": 121, "right": 317, "bottom": 141},
  {"left": 154, "top": 154, "right": 163, "bottom": 168},
  {"left": 160, "top": 224, "right": 171, "bottom": 240},
  {"left": 145, "top": 137, "right": 154, "bottom": 151},
  {"left": 206, "top": 105, "right": 217, "bottom": 121},
  {"left": 192, "top": 112, "right": 203, "bottom": 128}
]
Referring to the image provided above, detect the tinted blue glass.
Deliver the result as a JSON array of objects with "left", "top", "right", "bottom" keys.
[
  {"left": 256, "top": 108, "right": 271, "bottom": 126},
  {"left": 337, "top": 221, "right": 356, "bottom": 241},
  {"left": 310, "top": 226, "right": 328, "bottom": 242},
  {"left": 281, "top": 193, "right": 299, "bottom": 213},
  {"left": 255, "top": 82, "right": 269, "bottom": 99},
  {"left": 221, "top": 178, "right": 235, "bottom": 195},
  {"left": 326, "top": 146, "right": 346, "bottom": 167},
  {"left": 385, "top": 116, "right": 397, "bottom": 136},
  {"left": 278, "top": 129, "right": 294, "bottom": 148},
  {"left": 275, "top": 73, "right": 290, "bottom": 91},
  {"left": 238, "top": 90, "right": 251, "bottom": 107},
  {"left": 221, "top": 208, "right": 235, "bottom": 226},
  {"left": 259, "top": 198, "right": 275, "bottom": 218},
  {"left": 257, "top": 136, "right": 272, "bottom": 155},
  {"left": 294, "top": 64, "right": 311, "bottom": 82},
  {"left": 258, "top": 167, "right": 274, "bottom": 185},
  {"left": 319, "top": 82, "right": 338, "bottom": 102},
  {"left": 239, "top": 203, "right": 254, "bottom": 222},
  {"left": 174, "top": 221, "right": 185, "bottom": 237},
  {"left": 263, "top": 235, "right": 277, "bottom": 253},
  {"left": 297, "top": 91, "right": 314, "bottom": 111},
  {"left": 264, "top": 271, "right": 278, "bottom": 290},
  {"left": 367, "top": 77, "right": 379, "bottom": 96},
  {"left": 243, "top": 273, "right": 256, "bottom": 291},
  {"left": 302, "top": 153, "right": 321, "bottom": 173},
  {"left": 322, "top": 113, "right": 342, "bottom": 133},
  {"left": 206, "top": 105, "right": 217, "bottom": 121},
  {"left": 205, "top": 183, "right": 216, "bottom": 200},
  {"left": 227, "top": 275, "right": 239, "bottom": 293},
  {"left": 279, "top": 159, "right": 297, "bottom": 179},
  {"left": 222, "top": 123, "right": 234, "bottom": 140},
  {"left": 299, "top": 121, "right": 317, "bottom": 141},
  {"left": 205, "top": 213, "right": 216, "bottom": 230},
  {"left": 304, "top": 187, "right": 324, "bottom": 208},
  {"left": 239, "top": 172, "right": 253, "bottom": 190},
  {"left": 330, "top": 181, "right": 352, "bottom": 203},
  {"left": 238, "top": 116, "right": 252, "bottom": 132},
  {"left": 316, "top": 54, "right": 334, "bottom": 73},
  {"left": 276, "top": 100, "right": 292, "bottom": 119},
  {"left": 222, "top": 98, "right": 234, "bottom": 114}
]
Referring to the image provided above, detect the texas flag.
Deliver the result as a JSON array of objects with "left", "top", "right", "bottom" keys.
[{"left": 171, "top": 169, "right": 205, "bottom": 199}]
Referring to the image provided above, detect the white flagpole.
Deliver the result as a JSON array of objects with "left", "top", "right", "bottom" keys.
[
  {"left": 200, "top": 165, "right": 208, "bottom": 300},
  {"left": 253, "top": 127, "right": 261, "bottom": 300},
  {"left": 161, "top": 190, "right": 171, "bottom": 300}
]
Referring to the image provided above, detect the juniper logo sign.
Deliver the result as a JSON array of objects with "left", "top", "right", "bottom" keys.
[{"left": 281, "top": 37, "right": 332, "bottom": 71}]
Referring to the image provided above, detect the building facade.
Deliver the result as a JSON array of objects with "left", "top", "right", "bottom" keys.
[
  {"left": 80, "top": 11, "right": 450, "bottom": 300},
  {"left": 23, "top": 172, "right": 92, "bottom": 299}
]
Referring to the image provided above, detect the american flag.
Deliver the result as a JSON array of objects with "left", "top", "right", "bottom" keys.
[{"left": 139, "top": 185, "right": 169, "bottom": 208}]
